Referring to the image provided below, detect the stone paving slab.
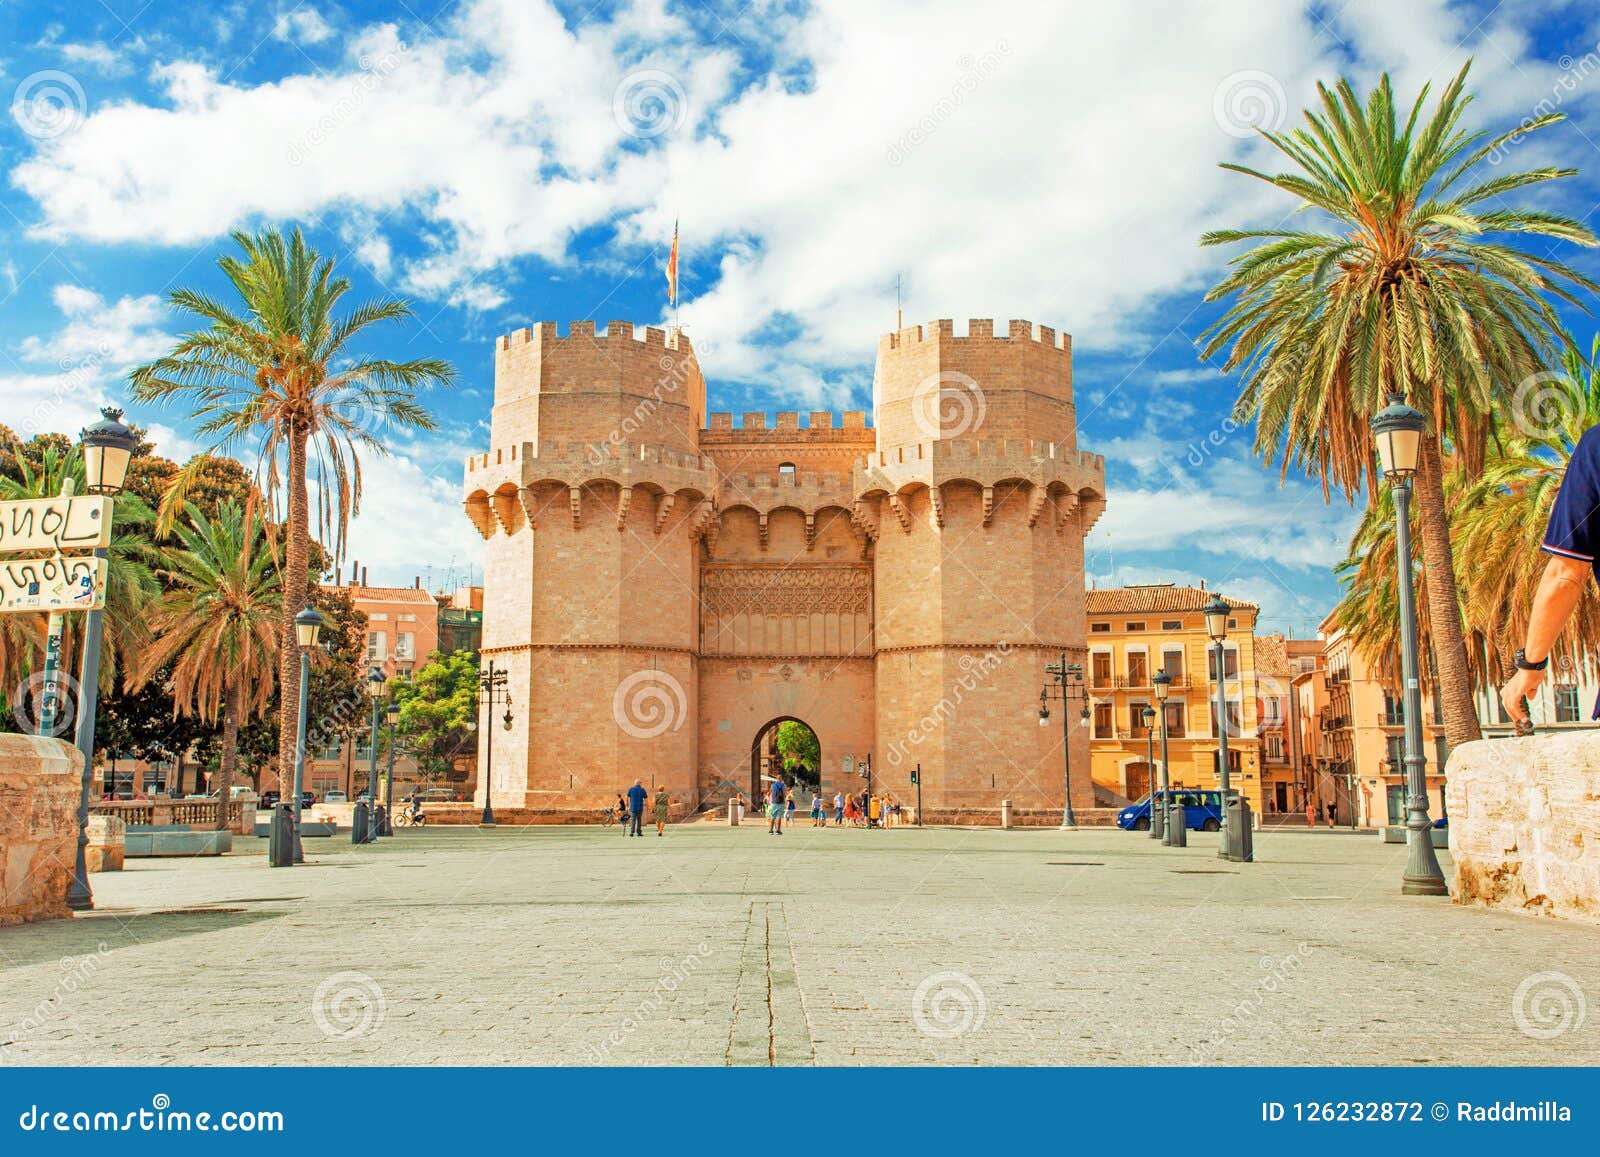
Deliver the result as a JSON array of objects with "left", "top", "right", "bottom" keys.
[{"left": 1, "top": 824, "right": 1596, "bottom": 1066}]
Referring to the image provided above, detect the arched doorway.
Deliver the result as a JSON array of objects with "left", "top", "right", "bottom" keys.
[{"left": 751, "top": 716, "right": 822, "bottom": 803}]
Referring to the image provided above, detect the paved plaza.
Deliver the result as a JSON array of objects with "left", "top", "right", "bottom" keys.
[{"left": 2, "top": 821, "right": 1597, "bottom": 1066}]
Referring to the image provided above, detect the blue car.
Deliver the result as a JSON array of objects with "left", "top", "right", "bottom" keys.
[{"left": 1117, "top": 790, "right": 1224, "bottom": 832}]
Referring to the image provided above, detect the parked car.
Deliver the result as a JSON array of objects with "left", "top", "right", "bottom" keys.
[
  {"left": 324, "top": 790, "right": 349, "bottom": 803},
  {"left": 260, "top": 790, "right": 316, "bottom": 809},
  {"left": 1116, "top": 790, "right": 1225, "bottom": 832}
]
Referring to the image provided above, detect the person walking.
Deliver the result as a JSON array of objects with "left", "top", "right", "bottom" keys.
[
  {"left": 735, "top": 790, "right": 747, "bottom": 824},
  {"left": 833, "top": 791, "right": 844, "bottom": 826},
  {"left": 810, "top": 790, "right": 824, "bottom": 827},
  {"left": 626, "top": 778, "right": 648, "bottom": 837},
  {"left": 768, "top": 777, "right": 788, "bottom": 835},
  {"left": 1325, "top": 802, "right": 1336, "bottom": 829},
  {"left": 1304, "top": 799, "right": 1316, "bottom": 829},
  {"left": 615, "top": 793, "right": 630, "bottom": 835},
  {"left": 843, "top": 793, "right": 858, "bottom": 826},
  {"left": 786, "top": 790, "right": 798, "bottom": 826},
  {"left": 653, "top": 785, "right": 670, "bottom": 836}
]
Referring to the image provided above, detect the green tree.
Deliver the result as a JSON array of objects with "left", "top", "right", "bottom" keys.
[
  {"left": 774, "top": 720, "right": 819, "bottom": 774},
  {"left": 129, "top": 226, "right": 456, "bottom": 792},
  {"left": 133, "top": 502, "right": 282, "bottom": 828},
  {"left": 391, "top": 650, "right": 480, "bottom": 785},
  {"left": 1200, "top": 61, "right": 1597, "bottom": 749}
]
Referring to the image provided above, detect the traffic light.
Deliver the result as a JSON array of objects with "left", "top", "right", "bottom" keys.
[{"left": 909, "top": 767, "right": 919, "bottom": 785}]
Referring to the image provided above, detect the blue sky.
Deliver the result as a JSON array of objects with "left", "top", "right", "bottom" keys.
[{"left": 4, "top": 0, "right": 1600, "bottom": 634}]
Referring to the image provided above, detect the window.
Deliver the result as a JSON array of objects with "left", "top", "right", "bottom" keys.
[
  {"left": 1125, "top": 621, "right": 1146, "bottom": 632},
  {"left": 1385, "top": 735, "right": 1405, "bottom": 770},
  {"left": 1382, "top": 691, "right": 1404, "bottom": 726},
  {"left": 1090, "top": 622, "right": 1111, "bottom": 633},
  {"left": 1161, "top": 620, "right": 1182, "bottom": 631},
  {"left": 779, "top": 462, "right": 797, "bottom": 477},
  {"left": 1555, "top": 685, "right": 1581, "bottom": 723},
  {"left": 1165, "top": 703, "right": 1186, "bottom": 737},
  {"left": 1265, "top": 734, "right": 1284, "bottom": 760},
  {"left": 1093, "top": 702, "right": 1114, "bottom": 738},
  {"left": 367, "top": 632, "right": 387, "bottom": 661},
  {"left": 1128, "top": 704, "right": 1149, "bottom": 737},
  {"left": 1208, "top": 647, "right": 1239, "bottom": 681},
  {"left": 1160, "top": 649, "right": 1184, "bottom": 682},
  {"left": 1210, "top": 701, "right": 1241, "bottom": 735},
  {"left": 399, "top": 613, "right": 418, "bottom": 622},
  {"left": 1091, "top": 652, "right": 1112, "bottom": 688},
  {"left": 396, "top": 631, "right": 416, "bottom": 661},
  {"left": 1211, "top": 749, "right": 1242, "bottom": 775},
  {"left": 1126, "top": 651, "right": 1148, "bottom": 686},
  {"left": 1261, "top": 697, "right": 1282, "bottom": 724},
  {"left": 369, "top": 613, "right": 388, "bottom": 621}
]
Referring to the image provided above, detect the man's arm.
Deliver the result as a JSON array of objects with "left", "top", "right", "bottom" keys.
[{"left": 1500, "top": 553, "right": 1591, "bottom": 724}]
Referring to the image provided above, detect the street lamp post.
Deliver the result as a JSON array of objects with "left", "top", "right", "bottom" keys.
[
  {"left": 381, "top": 700, "right": 399, "bottom": 837},
  {"left": 1203, "top": 595, "right": 1234, "bottom": 860},
  {"left": 476, "top": 660, "right": 512, "bottom": 826},
  {"left": 1153, "top": 669, "right": 1174, "bottom": 845},
  {"left": 290, "top": 604, "right": 324, "bottom": 864},
  {"left": 65, "top": 407, "right": 137, "bottom": 911},
  {"left": 1370, "top": 393, "right": 1449, "bottom": 896},
  {"left": 1039, "top": 652, "right": 1089, "bottom": 830},
  {"left": 1142, "top": 705, "right": 1158, "bottom": 840},
  {"left": 355, "top": 666, "right": 383, "bottom": 844}
]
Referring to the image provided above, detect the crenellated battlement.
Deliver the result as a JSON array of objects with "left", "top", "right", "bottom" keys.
[
  {"left": 860, "top": 440, "right": 1101, "bottom": 472},
  {"left": 878, "top": 318, "right": 1072, "bottom": 355},
  {"left": 704, "top": 410, "right": 870, "bottom": 432},
  {"left": 496, "top": 319, "right": 693, "bottom": 353},
  {"left": 465, "top": 440, "right": 715, "bottom": 475}
]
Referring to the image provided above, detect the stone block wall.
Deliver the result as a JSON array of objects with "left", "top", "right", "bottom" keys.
[
  {"left": 1447, "top": 730, "right": 1600, "bottom": 923},
  {"left": 0, "top": 734, "right": 82, "bottom": 926}
]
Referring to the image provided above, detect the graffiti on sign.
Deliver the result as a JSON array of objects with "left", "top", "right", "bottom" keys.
[
  {"left": 0, "top": 554, "right": 107, "bottom": 612},
  {"left": 0, "top": 495, "right": 113, "bottom": 554}
]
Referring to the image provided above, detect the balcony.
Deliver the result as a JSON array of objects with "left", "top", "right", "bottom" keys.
[{"left": 1379, "top": 710, "right": 1405, "bottom": 727}]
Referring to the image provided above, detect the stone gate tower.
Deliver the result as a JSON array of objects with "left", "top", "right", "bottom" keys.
[{"left": 464, "top": 318, "right": 1105, "bottom": 821}]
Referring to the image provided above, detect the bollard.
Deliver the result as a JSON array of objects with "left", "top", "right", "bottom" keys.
[
  {"left": 268, "top": 803, "right": 294, "bottom": 867},
  {"left": 1225, "top": 796, "right": 1254, "bottom": 862},
  {"left": 1168, "top": 802, "right": 1187, "bottom": 847},
  {"left": 352, "top": 801, "right": 369, "bottom": 845},
  {"left": 1000, "top": 799, "right": 1013, "bottom": 829},
  {"left": 727, "top": 798, "right": 739, "bottom": 826},
  {"left": 1148, "top": 796, "right": 1164, "bottom": 840},
  {"left": 374, "top": 804, "right": 388, "bottom": 838}
]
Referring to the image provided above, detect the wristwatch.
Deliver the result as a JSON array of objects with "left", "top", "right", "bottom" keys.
[{"left": 1514, "top": 648, "right": 1549, "bottom": 671}]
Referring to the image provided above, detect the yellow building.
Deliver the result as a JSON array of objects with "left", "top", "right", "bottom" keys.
[{"left": 1085, "top": 585, "right": 1264, "bottom": 816}]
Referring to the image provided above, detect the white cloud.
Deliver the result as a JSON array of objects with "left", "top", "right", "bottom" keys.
[{"left": 273, "top": 7, "right": 336, "bottom": 45}]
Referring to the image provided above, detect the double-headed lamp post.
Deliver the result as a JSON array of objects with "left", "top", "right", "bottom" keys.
[
  {"left": 381, "top": 700, "right": 400, "bottom": 837},
  {"left": 477, "top": 660, "right": 513, "bottom": 826},
  {"left": 356, "top": 665, "right": 384, "bottom": 844},
  {"left": 1153, "top": 669, "right": 1174, "bottom": 844},
  {"left": 1203, "top": 595, "right": 1234, "bottom": 860},
  {"left": 1038, "top": 654, "right": 1089, "bottom": 830},
  {"left": 66, "top": 407, "right": 137, "bottom": 911},
  {"left": 1142, "top": 705, "right": 1159, "bottom": 840},
  {"left": 289, "top": 604, "right": 324, "bottom": 864},
  {"left": 1370, "top": 393, "right": 1449, "bottom": 897}
]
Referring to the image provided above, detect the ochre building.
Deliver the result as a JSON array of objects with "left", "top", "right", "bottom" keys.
[{"left": 463, "top": 318, "right": 1106, "bottom": 820}]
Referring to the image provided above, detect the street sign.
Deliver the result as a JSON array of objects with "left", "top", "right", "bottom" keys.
[
  {"left": 0, "top": 554, "right": 107, "bottom": 613},
  {"left": 0, "top": 495, "right": 113, "bottom": 554}
]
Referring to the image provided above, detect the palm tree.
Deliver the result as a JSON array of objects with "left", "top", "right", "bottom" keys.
[
  {"left": 130, "top": 227, "right": 455, "bottom": 786},
  {"left": 1336, "top": 337, "right": 1600, "bottom": 688},
  {"left": 0, "top": 441, "right": 160, "bottom": 700},
  {"left": 134, "top": 502, "right": 282, "bottom": 828},
  {"left": 1200, "top": 62, "right": 1598, "bottom": 749}
]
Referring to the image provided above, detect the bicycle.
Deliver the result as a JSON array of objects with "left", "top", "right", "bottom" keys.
[
  {"left": 392, "top": 808, "right": 427, "bottom": 829},
  {"left": 599, "top": 808, "right": 618, "bottom": 828}
]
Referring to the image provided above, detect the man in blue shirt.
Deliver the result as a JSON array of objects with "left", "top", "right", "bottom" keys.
[
  {"left": 767, "top": 777, "right": 787, "bottom": 835},
  {"left": 1501, "top": 425, "right": 1600, "bottom": 727},
  {"left": 626, "top": 779, "right": 649, "bottom": 837}
]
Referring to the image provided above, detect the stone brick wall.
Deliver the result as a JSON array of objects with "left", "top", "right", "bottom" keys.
[
  {"left": 0, "top": 734, "right": 81, "bottom": 926},
  {"left": 1447, "top": 730, "right": 1600, "bottom": 923}
]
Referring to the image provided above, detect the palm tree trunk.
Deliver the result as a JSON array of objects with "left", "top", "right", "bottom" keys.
[
  {"left": 216, "top": 684, "right": 240, "bottom": 832},
  {"left": 1415, "top": 435, "right": 1482, "bottom": 749},
  {"left": 277, "top": 424, "right": 312, "bottom": 789}
]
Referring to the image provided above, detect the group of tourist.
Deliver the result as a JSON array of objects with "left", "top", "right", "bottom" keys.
[
  {"left": 615, "top": 779, "right": 672, "bottom": 837},
  {"left": 729, "top": 781, "right": 907, "bottom": 834}
]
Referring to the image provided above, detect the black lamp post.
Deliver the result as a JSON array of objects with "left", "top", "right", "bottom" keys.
[
  {"left": 65, "top": 407, "right": 137, "bottom": 910},
  {"left": 381, "top": 700, "right": 400, "bottom": 836},
  {"left": 476, "top": 660, "right": 512, "bottom": 825},
  {"left": 355, "top": 665, "right": 383, "bottom": 844},
  {"left": 1370, "top": 392, "right": 1448, "bottom": 896},
  {"left": 1039, "top": 653, "right": 1089, "bottom": 829},
  {"left": 1142, "top": 704, "right": 1158, "bottom": 840},
  {"left": 1203, "top": 594, "right": 1234, "bottom": 859},
  {"left": 290, "top": 603, "right": 324, "bottom": 863},
  {"left": 1153, "top": 669, "right": 1175, "bottom": 844}
]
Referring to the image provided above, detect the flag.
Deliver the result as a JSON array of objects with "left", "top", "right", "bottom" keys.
[{"left": 666, "top": 219, "right": 679, "bottom": 307}]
